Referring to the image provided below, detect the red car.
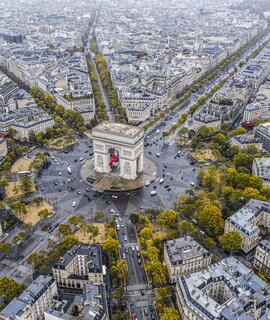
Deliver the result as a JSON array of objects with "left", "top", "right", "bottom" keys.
[{"left": 122, "top": 230, "right": 125, "bottom": 235}]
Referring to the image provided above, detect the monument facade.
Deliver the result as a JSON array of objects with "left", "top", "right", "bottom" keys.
[{"left": 92, "top": 122, "right": 144, "bottom": 180}]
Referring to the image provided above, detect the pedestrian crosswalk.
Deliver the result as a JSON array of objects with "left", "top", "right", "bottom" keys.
[
  {"left": 126, "top": 284, "right": 147, "bottom": 291},
  {"left": 134, "top": 300, "right": 150, "bottom": 308}
]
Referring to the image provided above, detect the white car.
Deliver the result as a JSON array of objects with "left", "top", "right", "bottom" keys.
[
  {"left": 123, "top": 253, "right": 126, "bottom": 259},
  {"left": 159, "top": 178, "right": 164, "bottom": 184},
  {"left": 72, "top": 201, "right": 76, "bottom": 207},
  {"left": 151, "top": 191, "right": 157, "bottom": 196},
  {"left": 124, "top": 236, "right": 127, "bottom": 241},
  {"left": 59, "top": 172, "right": 62, "bottom": 176},
  {"left": 112, "top": 195, "right": 118, "bottom": 199},
  {"left": 119, "top": 218, "right": 122, "bottom": 222},
  {"left": 110, "top": 209, "right": 115, "bottom": 213},
  {"left": 80, "top": 157, "right": 84, "bottom": 161},
  {"left": 116, "top": 225, "right": 120, "bottom": 231},
  {"left": 156, "top": 153, "right": 160, "bottom": 157},
  {"left": 145, "top": 180, "right": 151, "bottom": 186}
]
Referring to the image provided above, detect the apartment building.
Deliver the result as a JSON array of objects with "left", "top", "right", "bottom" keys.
[
  {"left": 52, "top": 244, "right": 103, "bottom": 289},
  {"left": 126, "top": 104, "right": 151, "bottom": 123},
  {"left": 252, "top": 157, "right": 270, "bottom": 185},
  {"left": 255, "top": 125, "right": 270, "bottom": 152},
  {"left": 164, "top": 236, "right": 212, "bottom": 282},
  {"left": 0, "top": 138, "right": 7, "bottom": 161},
  {"left": 13, "top": 115, "right": 55, "bottom": 141},
  {"left": 44, "top": 283, "right": 109, "bottom": 320},
  {"left": 254, "top": 240, "right": 270, "bottom": 275},
  {"left": 224, "top": 199, "right": 270, "bottom": 253},
  {"left": 243, "top": 101, "right": 270, "bottom": 125},
  {"left": 230, "top": 134, "right": 263, "bottom": 150},
  {"left": 0, "top": 276, "right": 57, "bottom": 320},
  {"left": 176, "top": 257, "right": 270, "bottom": 320}
]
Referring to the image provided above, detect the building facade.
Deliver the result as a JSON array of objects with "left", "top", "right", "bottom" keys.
[
  {"left": 0, "top": 276, "right": 57, "bottom": 320},
  {"left": 92, "top": 122, "right": 144, "bottom": 180},
  {"left": 0, "top": 138, "right": 7, "bottom": 161},
  {"left": 176, "top": 257, "right": 270, "bottom": 320},
  {"left": 224, "top": 199, "right": 270, "bottom": 253},
  {"left": 254, "top": 240, "right": 270, "bottom": 276},
  {"left": 164, "top": 236, "right": 212, "bottom": 282},
  {"left": 52, "top": 244, "right": 103, "bottom": 289}
]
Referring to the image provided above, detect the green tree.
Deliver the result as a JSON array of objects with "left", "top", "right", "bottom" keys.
[
  {"left": 61, "top": 235, "right": 79, "bottom": 249},
  {"left": 58, "top": 224, "right": 72, "bottom": 236},
  {"left": 198, "top": 204, "right": 224, "bottom": 236},
  {"left": 27, "top": 252, "right": 46, "bottom": 269},
  {"left": 38, "top": 208, "right": 50, "bottom": 218},
  {"left": 219, "top": 231, "right": 242, "bottom": 254},
  {"left": 113, "top": 285, "right": 125, "bottom": 303},
  {"left": 179, "top": 220, "right": 194, "bottom": 236},
  {"left": 116, "top": 259, "right": 129, "bottom": 280},
  {"left": 156, "top": 209, "right": 179, "bottom": 229},
  {"left": 0, "top": 242, "right": 12, "bottom": 254},
  {"left": 10, "top": 202, "right": 28, "bottom": 219},
  {"left": 68, "top": 215, "right": 83, "bottom": 230},
  {"left": 145, "top": 260, "right": 167, "bottom": 285},
  {"left": 102, "top": 236, "right": 119, "bottom": 254},
  {"left": 86, "top": 223, "right": 99, "bottom": 243},
  {"left": 19, "top": 174, "right": 32, "bottom": 193},
  {"left": 160, "top": 308, "right": 181, "bottom": 320},
  {"left": 95, "top": 210, "right": 105, "bottom": 221},
  {"left": 0, "top": 276, "right": 25, "bottom": 304}
]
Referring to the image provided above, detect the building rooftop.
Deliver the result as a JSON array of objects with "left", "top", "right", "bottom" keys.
[
  {"left": 227, "top": 199, "right": 270, "bottom": 236},
  {"left": 93, "top": 121, "right": 143, "bottom": 138},
  {"left": 53, "top": 244, "right": 102, "bottom": 274},
  {"left": 0, "top": 275, "right": 55, "bottom": 319},
  {"left": 165, "top": 236, "right": 210, "bottom": 265},
  {"left": 178, "top": 256, "right": 270, "bottom": 320},
  {"left": 253, "top": 157, "right": 270, "bottom": 182}
]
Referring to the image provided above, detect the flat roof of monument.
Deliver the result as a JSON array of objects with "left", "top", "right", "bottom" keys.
[{"left": 93, "top": 121, "right": 144, "bottom": 138}]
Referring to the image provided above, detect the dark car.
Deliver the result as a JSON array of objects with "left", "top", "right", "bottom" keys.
[{"left": 53, "top": 181, "right": 58, "bottom": 186}]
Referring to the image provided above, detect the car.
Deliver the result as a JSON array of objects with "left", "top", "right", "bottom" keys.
[
  {"left": 85, "top": 150, "right": 88, "bottom": 153},
  {"left": 151, "top": 191, "right": 157, "bottom": 196},
  {"left": 116, "top": 225, "right": 120, "bottom": 231},
  {"left": 121, "top": 242, "right": 124, "bottom": 247},
  {"left": 54, "top": 181, "right": 58, "bottom": 186},
  {"left": 121, "top": 224, "right": 124, "bottom": 228},
  {"left": 80, "top": 157, "right": 84, "bottom": 161},
  {"left": 159, "top": 178, "right": 164, "bottom": 184},
  {"left": 51, "top": 156, "right": 55, "bottom": 160},
  {"left": 86, "top": 188, "right": 90, "bottom": 192},
  {"left": 141, "top": 290, "right": 145, "bottom": 296},
  {"left": 138, "top": 258, "right": 141, "bottom": 264},
  {"left": 88, "top": 197, "right": 91, "bottom": 201},
  {"left": 59, "top": 172, "right": 62, "bottom": 176},
  {"left": 144, "top": 308, "right": 149, "bottom": 316},
  {"left": 125, "top": 248, "right": 129, "bottom": 253},
  {"left": 112, "top": 195, "right": 118, "bottom": 199},
  {"left": 70, "top": 186, "right": 75, "bottom": 190},
  {"left": 153, "top": 185, "right": 157, "bottom": 189},
  {"left": 167, "top": 187, "right": 171, "bottom": 191},
  {"left": 145, "top": 180, "right": 151, "bottom": 186},
  {"left": 119, "top": 217, "right": 122, "bottom": 222},
  {"left": 72, "top": 201, "right": 76, "bottom": 207},
  {"left": 148, "top": 151, "right": 152, "bottom": 155},
  {"left": 110, "top": 209, "right": 115, "bottom": 213},
  {"left": 124, "top": 236, "right": 127, "bottom": 241},
  {"left": 58, "top": 188, "right": 62, "bottom": 192},
  {"left": 156, "top": 153, "right": 160, "bottom": 157},
  {"left": 67, "top": 178, "right": 71, "bottom": 182},
  {"left": 136, "top": 246, "right": 139, "bottom": 252},
  {"left": 123, "top": 253, "right": 126, "bottom": 259},
  {"left": 56, "top": 162, "right": 60, "bottom": 166},
  {"left": 122, "top": 230, "right": 125, "bottom": 235},
  {"left": 190, "top": 182, "right": 195, "bottom": 186},
  {"left": 73, "top": 159, "right": 78, "bottom": 162},
  {"left": 77, "top": 191, "right": 81, "bottom": 195},
  {"left": 131, "top": 246, "right": 135, "bottom": 252}
]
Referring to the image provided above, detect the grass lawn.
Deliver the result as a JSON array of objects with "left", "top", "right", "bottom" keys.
[
  {"left": 5, "top": 180, "right": 36, "bottom": 197},
  {"left": 152, "top": 223, "right": 169, "bottom": 240},
  {"left": 11, "top": 157, "right": 32, "bottom": 172},
  {"left": 191, "top": 149, "right": 216, "bottom": 162},
  {"left": 75, "top": 223, "right": 105, "bottom": 244},
  {"left": 48, "top": 137, "right": 75, "bottom": 150}
]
